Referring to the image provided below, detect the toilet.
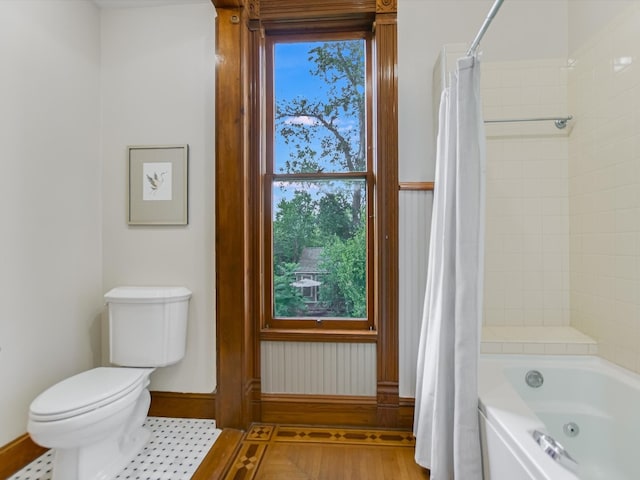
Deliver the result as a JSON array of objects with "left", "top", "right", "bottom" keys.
[{"left": 27, "top": 286, "right": 192, "bottom": 480}]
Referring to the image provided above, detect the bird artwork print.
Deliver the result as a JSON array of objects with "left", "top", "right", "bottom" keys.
[
  {"left": 146, "top": 171, "right": 167, "bottom": 194},
  {"left": 142, "top": 161, "right": 173, "bottom": 201}
]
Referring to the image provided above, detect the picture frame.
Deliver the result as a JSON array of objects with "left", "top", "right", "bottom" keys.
[{"left": 128, "top": 144, "right": 189, "bottom": 225}]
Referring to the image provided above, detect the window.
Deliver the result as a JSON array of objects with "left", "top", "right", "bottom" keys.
[{"left": 264, "top": 32, "right": 374, "bottom": 332}]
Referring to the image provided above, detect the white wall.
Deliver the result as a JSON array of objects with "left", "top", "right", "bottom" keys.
[
  {"left": 568, "top": 0, "right": 636, "bottom": 55},
  {"left": 0, "top": 1, "right": 102, "bottom": 445},
  {"left": 0, "top": 0, "right": 216, "bottom": 446},
  {"left": 100, "top": 3, "right": 217, "bottom": 393}
]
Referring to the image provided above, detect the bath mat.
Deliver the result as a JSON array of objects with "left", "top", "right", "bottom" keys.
[{"left": 9, "top": 417, "right": 221, "bottom": 480}]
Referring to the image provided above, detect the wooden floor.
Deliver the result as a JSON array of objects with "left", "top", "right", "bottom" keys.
[{"left": 194, "top": 424, "right": 430, "bottom": 480}]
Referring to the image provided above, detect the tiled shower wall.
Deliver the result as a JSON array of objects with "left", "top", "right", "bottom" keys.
[
  {"left": 568, "top": 4, "right": 640, "bottom": 373},
  {"left": 482, "top": 59, "right": 571, "bottom": 327},
  {"left": 400, "top": 58, "right": 573, "bottom": 395}
]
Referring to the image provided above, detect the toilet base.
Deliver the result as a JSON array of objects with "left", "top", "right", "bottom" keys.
[
  {"left": 47, "top": 387, "right": 152, "bottom": 480},
  {"left": 51, "top": 425, "right": 151, "bottom": 480}
]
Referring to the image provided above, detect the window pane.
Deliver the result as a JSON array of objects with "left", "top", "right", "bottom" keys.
[
  {"left": 272, "top": 179, "right": 367, "bottom": 319},
  {"left": 274, "top": 39, "right": 366, "bottom": 174}
]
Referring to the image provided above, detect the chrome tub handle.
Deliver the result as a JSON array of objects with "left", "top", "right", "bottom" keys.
[{"left": 532, "top": 430, "right": 579, "bottom": 474}]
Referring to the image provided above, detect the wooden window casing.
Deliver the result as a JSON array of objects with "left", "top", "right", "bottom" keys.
[{"left": 214, "top": 0, "right": 399, "bottom": 428}]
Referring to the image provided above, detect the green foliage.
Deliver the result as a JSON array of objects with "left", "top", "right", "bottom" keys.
[
  {"left": 273, "top": 263, "right": 307, "bottom": 317},
  {"left": 273, "top": 190, "right": 367, "bottom": 318},
  {"left": 317, "top": 193, "right": 352, "bottom": 240},
  {"left": 273, "top": 190, "right": 320, "bottom": 265},
  {"left": 319, "top": 219, "right": 367, "bottom": 318}
]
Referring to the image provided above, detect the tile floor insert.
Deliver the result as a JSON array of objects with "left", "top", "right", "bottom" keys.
[{"left": 9, "top": 417, "right": 221, "bottom": 480}]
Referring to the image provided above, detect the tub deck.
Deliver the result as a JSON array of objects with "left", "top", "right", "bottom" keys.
[{"left": 479, "top": 354, "right": 639, "bottom": 480}]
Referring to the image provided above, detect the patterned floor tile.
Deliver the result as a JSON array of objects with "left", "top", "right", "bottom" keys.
[
  {"left": 244, "top": 424, "right": 275, "bottom": 441},
  {"left": 9, "top": 417, "right": 221, "bottom": 480},
  {"left": 222, "top": 442, "right": 268, "bottom": 480}
]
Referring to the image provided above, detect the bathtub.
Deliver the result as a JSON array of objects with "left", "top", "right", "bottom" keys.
[{"left": 478, "top": 354, "right": 640, "bottom": 480}]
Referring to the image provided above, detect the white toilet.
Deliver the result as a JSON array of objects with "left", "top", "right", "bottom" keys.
[{"left": 27, "top": 286, "right": 192, "bottom": 480}]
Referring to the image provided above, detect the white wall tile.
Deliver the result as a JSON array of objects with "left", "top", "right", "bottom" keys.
[
  {"left": 481, "top": 342, "right": 503, "bottom": 354},
  {"left": 523, "top": 343, "right": 547, "bottom": 354},
  {"left": 569, "top": 4, "right": 640, "bottom": 374},
  {"left": 544, "top": 343, "right": 568, "bottom": 355},
  {"left": 502, "top": 343, "right": 524, "bottom": 354}
]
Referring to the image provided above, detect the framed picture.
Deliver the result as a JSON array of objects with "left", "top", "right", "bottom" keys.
[{"left": 128, "top": 144, "right": 188, "bottom": 225}]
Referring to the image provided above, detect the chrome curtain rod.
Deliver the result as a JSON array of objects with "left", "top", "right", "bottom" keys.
[
  {"left": 467, "top": 0, "right": 506, "bottom": 56},
  {"left": 484, "top": 115, "right": 573, "bottom": 130}
]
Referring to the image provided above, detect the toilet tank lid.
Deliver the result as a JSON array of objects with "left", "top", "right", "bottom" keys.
[{"left": 104, "top": 286, "right": 192, "bottom": 303}]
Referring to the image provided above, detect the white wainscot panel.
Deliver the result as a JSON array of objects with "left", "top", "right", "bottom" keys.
[
  {"left": 399, "top": 190, "right": 433, "bottom": 398},
  {"left": 261, "top": 341, "right": 376, "bottom": 396}
]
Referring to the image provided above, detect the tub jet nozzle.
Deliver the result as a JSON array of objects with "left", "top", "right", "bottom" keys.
[
  {"left": 563, "top": 422, "right": 580, "bottom": 437},
  {"left": 525, "top": 370, "right": 544, "bottom": 388}
]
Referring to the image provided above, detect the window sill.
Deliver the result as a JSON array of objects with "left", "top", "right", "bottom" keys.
[{"left": 260, "top": 328, "right": 378, "bottom": 343}]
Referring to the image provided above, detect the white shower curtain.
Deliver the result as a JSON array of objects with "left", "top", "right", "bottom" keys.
[{"left": 414, "top": 54, "right": 486, "bottom": 480}]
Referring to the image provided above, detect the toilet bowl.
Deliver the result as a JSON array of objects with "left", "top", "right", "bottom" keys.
[
  {"left": 28, "top": 367, "right": 154, "bottom": 480},
  {"left": 27, "top": 286, "right": 191, "bottom": 480}
]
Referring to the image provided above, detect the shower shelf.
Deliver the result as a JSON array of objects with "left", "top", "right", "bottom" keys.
[{"left": 481, "top": 326, "right": 597, "bottom": 355}]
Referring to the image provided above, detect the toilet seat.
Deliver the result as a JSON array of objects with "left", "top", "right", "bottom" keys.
[{"left": 30, "top": 367, "right": 153, "bottom": 422}]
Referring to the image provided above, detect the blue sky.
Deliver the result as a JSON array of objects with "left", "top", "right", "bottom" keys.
[
  {"left": 274, "top": 41, "right": 327, "bottom": 100},
  {"left": 274, "top": 41, "right": 329, "bottom": 176},
  {"left": 272, "top": 40, "right": 365, "bottom": 214}
]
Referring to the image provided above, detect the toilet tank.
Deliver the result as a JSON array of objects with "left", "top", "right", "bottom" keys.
[{"left": 105, "top": 286, "right": 192, "bottom": 367}]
